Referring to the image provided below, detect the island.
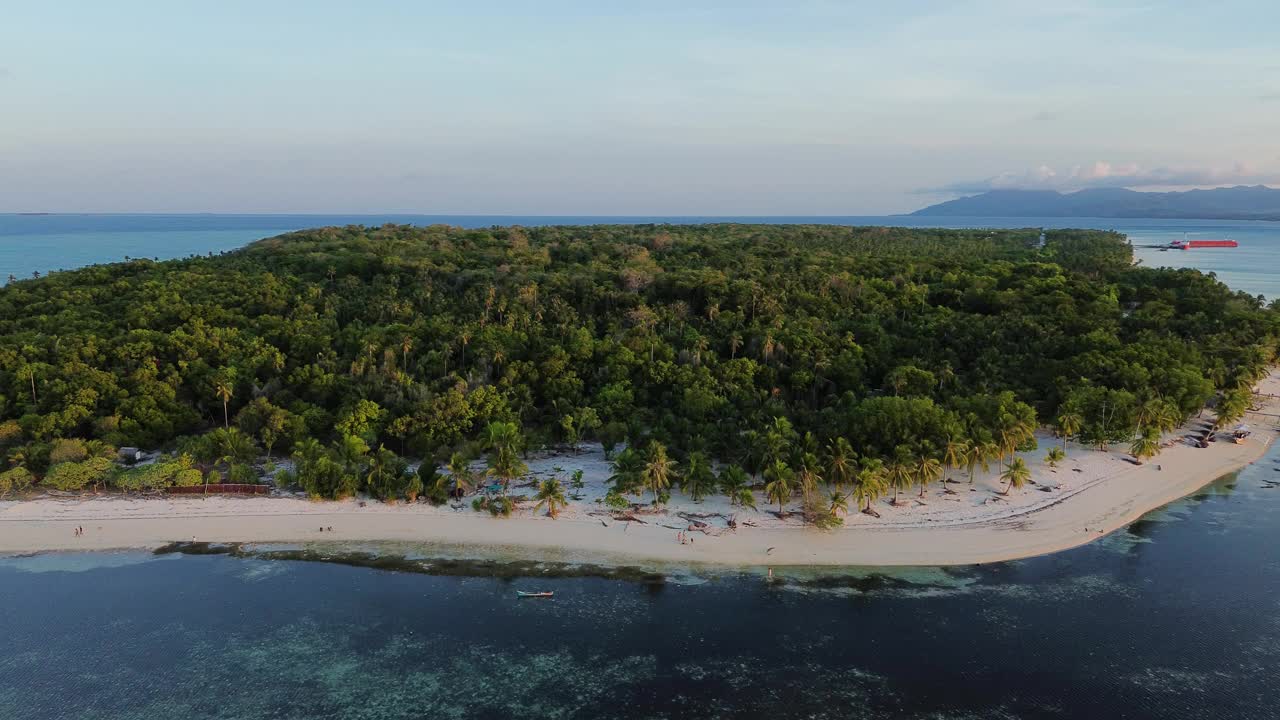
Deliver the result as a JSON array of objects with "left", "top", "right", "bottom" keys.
[
  {"left": 911, "top": 185, "right": 1280, "bottom": 220},
  {"left": 1, "top": 224, "right": 1277, "bottom": 566}
]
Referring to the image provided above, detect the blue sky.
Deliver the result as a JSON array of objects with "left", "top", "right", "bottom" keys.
[{"left": 2, "top": 1, "right": 1278, "bottom": 214}]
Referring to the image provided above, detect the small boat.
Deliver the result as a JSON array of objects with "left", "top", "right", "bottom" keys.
[{"left": 516, "top": 591, "right": 554, "bottom": 599}]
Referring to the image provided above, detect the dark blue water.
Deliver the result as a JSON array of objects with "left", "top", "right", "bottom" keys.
[
  {"left": 3, "top": 213, "right": 1278, "bottom": 298},
  {"left": 3, "top": 441, "right": 1280, "bottom": 719}
]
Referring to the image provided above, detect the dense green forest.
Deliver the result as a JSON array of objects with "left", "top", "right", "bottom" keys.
[{"left": 0, "top": 224, "right": 1275, "bottom": 504}]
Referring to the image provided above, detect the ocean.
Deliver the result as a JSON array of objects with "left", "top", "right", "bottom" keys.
[
  {"left": 2, "top": 213, "right": 1279, "bottom": 718},
  {"left": 2, "top": 214, "right": 1278, "bottom": 299},
  {"left": 3, "top": 442, "right": 1280, "bottom": 719}
]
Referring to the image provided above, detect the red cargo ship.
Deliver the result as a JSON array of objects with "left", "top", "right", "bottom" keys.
[{"left": 1170, "top": 239, "right": 1238, "bottom": 250}]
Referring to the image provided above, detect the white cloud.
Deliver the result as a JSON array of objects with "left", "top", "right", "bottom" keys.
[{"left": 932, "top": 162, "right": 1280, "bottom": 193}]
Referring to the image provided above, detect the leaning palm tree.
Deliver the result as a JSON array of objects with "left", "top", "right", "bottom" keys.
[
  {"left": 828, "top": 490, "right": 849, "bottom": 517},
  {"left": 978, "top": 441, "right": 1001, "bottom": 482},
  {"left": 764, "top": 460, "right": 795, "bottom": 514},
  {"left": 914, "top": 455, "right": 943, "bottom": 498},
  {"left": 1001, "top": 457, "right": 1031, "bottom": 495},
  {"left": 824, "top": 437, "right": 856, "bottom": 491},
  {"left": 643, "top": 441, "right": 677, "bottom": 506},
  {"left": 535, "top": 478, "right": 568, "bottom": 518},
  {"left": 1129, "top": 428, "right": 1161, "bottom": 462}
]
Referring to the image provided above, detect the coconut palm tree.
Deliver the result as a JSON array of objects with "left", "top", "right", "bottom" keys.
[
  {"left": 914, "top": 455, "right": 943, "bottom": 498},
  {"left": 643, "top": 441, "right": 677, "bottom": 506},
  {"left": 718, "top": 464, "right": 749, "bottom": 504},
  {"left": 886, "top": 456, "right": 913, "bottom": 505},
  {"left": 942, "top": 436, "right": 967, "bottom": 478},
  {"left": 853, "top": 460, "right": 886, "bottom": 513},
  {"left": 1001, "top": 457, "right": 1031, "bottom": 495},
  {"left": 824, "top": 437, "right": 856, "bottom": 491},
  {"left": 828, "top": 491, "right": 849, "bottom": 517},
  {"left": 964, "top": 442, "right": 987, "bottom": 485},
  {"left": 535, "top": 478, "right": 568, "bottom": 518},
  {"left": 1129, "top": 427, "right": 1161, "bottom": 462},
  {"left": 214, "top": 378, "right": 234, "bottom": 429},
  {"left": 608, "top": 448, "right": 645, "bottom": 496},
  {"left": 1056, "top": 412, "right": 1082, "bottom": 452},
  {"left": 447, "top": 452, "right": 476, "bottom": 495},
  {"left": 979, "top": 441, "right": 1001, "bottom": 481},
  {"left": 796, "top": 451, "right": 822, "bottom": 500},
  {"left": 764, "top": 460, "right": 795, "bottom": 513},
  {"left": 1044, "top": 446, "right": 1065, "bottom": 467},
  {"left": 683, "top": 451, "right": 714, "bottom": 502},
  {"left": 736, "top": 487, "right": 758, "bottom": 511}
]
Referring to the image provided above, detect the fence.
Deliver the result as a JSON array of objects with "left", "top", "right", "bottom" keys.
[{"left": 166, "top": 484, "right": 270, "bottom": 495}]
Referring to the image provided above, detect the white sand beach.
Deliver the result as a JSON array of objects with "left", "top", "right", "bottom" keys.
[{"left": 3, "top": 372, "right": 1278, "bottom": 567}]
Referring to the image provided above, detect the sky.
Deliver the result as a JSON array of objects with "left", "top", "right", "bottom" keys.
[{"left": 2, "top": 0, "right": 1279, "bottom": 215}]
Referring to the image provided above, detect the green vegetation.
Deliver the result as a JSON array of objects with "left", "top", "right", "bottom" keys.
[{"left": 0, "top": 224, "right": 1274, "bottom": 509}]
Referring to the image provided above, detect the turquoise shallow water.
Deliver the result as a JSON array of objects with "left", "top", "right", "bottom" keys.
[
  {"left": 3, "top": 214, "right": 1277, "bottom": 299},
  {"left": 2, "top": 441, "right": 1280, "bottom": 719}
]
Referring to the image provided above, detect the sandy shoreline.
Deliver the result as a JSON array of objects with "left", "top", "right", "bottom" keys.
[{"left": 3, "top": 372, "right": 1278, "bottom": 568}]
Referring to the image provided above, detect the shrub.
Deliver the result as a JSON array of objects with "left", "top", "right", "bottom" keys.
[
  {"left": 0, "top": 466, "right": 35, "bottom": 497},
  {"left": 48, "top": 438, "right": 89, "bottom": 466},
  {"left": 0, "top": 420, "right": 22, "bottom": 448},
  {"left": 43, "top": 457, "right": 113, "bottom": 492},
  {"left": 174, "top": 468, "right": 203, "bottom": 487},
  {"left": 228, "top": 464, "right": 258, "bottom": 485}
]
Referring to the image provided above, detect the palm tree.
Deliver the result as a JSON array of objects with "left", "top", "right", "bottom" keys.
[
  {"left": 643, "top": 441, "right": 677, "bottom": 506},
  {"left": 828, "top": 490, "right": 849, "bottom": 517},
  {"left": 1001, "top": 457, "right": 1031, "bottom": 495},
  {"left": 608, "top": 448, "right": 645, "bottom": 496},
  {"left": 214, "top": 378, "right": 234, "bottom": 428},
  {"left": 886, "top": 454, "right": 913, "bottom": 505},
  {"left": 535, "top": 478, "right": 568, "bottom": 518},
  {"left": 1129, "top": 427, "right": 1161, "bottom": 462},
  {"left": 736, "top": 487, "right": 758, "bottom": 511},
  {"left": 978, "top": 441, "right": 1000, "bottom": 482},
  {"left": 1056, "top": 412, "right": 1082, "bottom": 452},
  {"left": 796, "top": 451, "right": 822, "bottom": 500},
  {"left": 718, "top": 464, "right": 749, "bottom": 505},
  {"left": 963, "top": 442, "right": 986, "bottom": 485},
  {"left": 914, "top": 455, "right": 943, "bottom": 498},
  {"left": 942, "top": 436, "right": 967, "bottom": 479},
  {"left": 683, "top": 451, "right": 714, "bottom": 502},
  {"left": 447, "top": 452, "right": 475, "bottom": 495},
  {"left": 485, "top": 421, "right": 526, "bottom": 494},
  {"left": 824, "top": 437, "right": 856, "bottom": 491},
  {"left": 1044, "top": 446, "right": 1065, "bottom": 467},
  {"left": 764, "top": 460, "right": 795, "bottom": 513},
  {"left": 400, "top": 335, "right": 413, "bottom": 371},
  {"left": 853, "top": 459, "right": 886, "bottom": 513}
]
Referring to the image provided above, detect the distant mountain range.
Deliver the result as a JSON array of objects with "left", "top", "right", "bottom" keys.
[{"left": 911, "top": 185, "right": 1280, "bottom": 220}]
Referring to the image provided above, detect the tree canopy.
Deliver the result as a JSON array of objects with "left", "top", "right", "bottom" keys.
[{"left": 0, "top": 223, "right": 1274, "bottom": 493}]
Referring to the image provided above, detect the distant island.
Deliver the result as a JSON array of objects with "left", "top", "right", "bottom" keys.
[{"left": 912, "top": 184, "right": 1280, "bottom": 220}]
